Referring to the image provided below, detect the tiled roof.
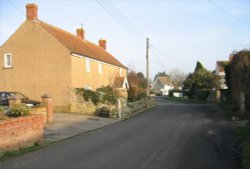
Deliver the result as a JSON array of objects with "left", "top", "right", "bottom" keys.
[
  {"left": 158, "top": 76, "right": 172, "bottom": 86},
  {"left": 36, "top": 20, "right": 126, "bottom": 68}
]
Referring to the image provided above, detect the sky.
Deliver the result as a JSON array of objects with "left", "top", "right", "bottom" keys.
[{"left": 0, "top": 0, "right": 250, "bottom": 79}]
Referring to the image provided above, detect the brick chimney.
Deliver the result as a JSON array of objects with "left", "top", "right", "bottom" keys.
[
  {"left": 99, "top": 39, "right": 106, "bottom": 50},
  {"left": 76, "top": 28, "right": 85, "bottom": 40},
  {"left": 26, "top": 3, "right": 38, "bottom": 20}
]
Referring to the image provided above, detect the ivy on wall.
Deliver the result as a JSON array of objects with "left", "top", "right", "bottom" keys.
[{"left": 75, "top": 86, "right": 117, "bottom": 105}]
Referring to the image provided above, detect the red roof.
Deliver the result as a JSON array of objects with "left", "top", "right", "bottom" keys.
[{"left": 36, "top": 20, "right": 126, "bottom": 68}]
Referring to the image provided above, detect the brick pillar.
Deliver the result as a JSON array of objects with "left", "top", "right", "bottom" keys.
[
  {"left": 8, "top": 95, "right": 22, "bottom": 108},
  {"left": 41, "top": 94, "right": 53, "bottom": 123}
]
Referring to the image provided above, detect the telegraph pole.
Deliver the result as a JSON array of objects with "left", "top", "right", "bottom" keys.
[{"left": 146, "top": 37, "right": 149, "bottom": 96}]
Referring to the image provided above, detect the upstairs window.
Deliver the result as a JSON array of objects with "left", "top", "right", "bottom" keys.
[
  {"left": 86, "top": 59, "right": 91, "bottom": 72},
  {"left": 98, "top": 63, "right": 103, "bottom": 74},
  {"left": 4, "top": 53, "right": 12, "bottom": 68}
]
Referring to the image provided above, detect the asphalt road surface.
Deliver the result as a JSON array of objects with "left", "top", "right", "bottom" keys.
[{"left": 1, "top": 97, "right": 240, "bottom": 169}]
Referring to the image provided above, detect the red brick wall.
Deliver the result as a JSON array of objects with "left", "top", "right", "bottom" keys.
[{"left": 0, "top": 115, "right": 44, "bottom": 154}]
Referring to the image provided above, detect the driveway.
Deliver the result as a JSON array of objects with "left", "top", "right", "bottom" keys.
[{"left": 1, "top": 97, "right": 240, "bottom": 169}]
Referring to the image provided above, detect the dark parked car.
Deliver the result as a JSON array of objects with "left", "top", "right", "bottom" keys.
[{"left": 0, "top": 92, "right": 41, "bottom": 107}]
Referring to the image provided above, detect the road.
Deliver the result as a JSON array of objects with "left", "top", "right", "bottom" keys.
[{"left": 1, "top": 97, "right": 240, "bottom": 169}]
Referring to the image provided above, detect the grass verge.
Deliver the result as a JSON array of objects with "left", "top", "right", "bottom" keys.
[
  {"left": 238, "top": 122, "right": 250, "bottom": 169},
  {"left": 164, "top": 96, "right": 211, "bottom": 104},
  {"left": 0, "top": 143, "right": 43, "bottom": 161}
]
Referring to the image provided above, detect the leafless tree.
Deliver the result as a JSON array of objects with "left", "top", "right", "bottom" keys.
[{"left": 168, "top": 68, "right": 186, "bottom": 89}]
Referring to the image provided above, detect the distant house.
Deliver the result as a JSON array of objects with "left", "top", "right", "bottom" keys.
[
  {"left": 0, "top": 3, "right": 127, "bottom": 112},
  {"left": 215, "top": 60, "right": 230, "bottom": 89},
  {"left": 151, "top": 77, "right": 174, "bottom": 95}
]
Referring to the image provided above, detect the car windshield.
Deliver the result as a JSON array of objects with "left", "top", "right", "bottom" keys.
[
  {"left": 10, "top": 93, "right": 27, "bottom": 99},
  {"left": 0, "top": 93, "right": 8, "bottom": 100}
]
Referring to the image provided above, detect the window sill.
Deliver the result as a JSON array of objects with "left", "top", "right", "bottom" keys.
[{"left": 3, "top": 67, "right": 13, "bottom": 69}]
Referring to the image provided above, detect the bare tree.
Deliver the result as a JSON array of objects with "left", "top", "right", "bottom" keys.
[{"left": 168, "top": 68, "right": 186, "bottom": 89}]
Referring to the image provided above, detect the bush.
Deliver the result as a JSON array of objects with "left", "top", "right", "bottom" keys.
[
  {"left": 128, "top": 85, "right": 146, "bottom": 102},
  {"left": 76, "top": 86, "right": 117, "bottom": 105},
  {"left": 6, "top": 104, "right": 30, "bottom": 117},
  {"left": 195, "top": 89, "right": 210, "bottom": 100},
  {"left": 96, "top": 86, "right": 116, "bottom": 104}
]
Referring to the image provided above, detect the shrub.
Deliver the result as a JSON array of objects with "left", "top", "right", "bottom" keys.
[
  {"left": 76, "top": 86, "right": 117, "bottom": 105},
  {"left": 195, "top": 89, "right": 210, "bottom": 100},
  {"left": 96, "top": 86, "right": 117, "bottom": 104},
  {"left": 7, "top": 104, "right": 31, "bottom": 117},
  {"left": 128, "top": 85, "right": 146, "bottom": 102}
]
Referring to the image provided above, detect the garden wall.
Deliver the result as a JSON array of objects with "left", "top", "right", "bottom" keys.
[
  {"left": 0, "top": 114, "right": 44, "bottom": 155},
  {"left": 110, "top": 97, "right": 154, "bottom": 119},
  {"left": 70, "top": 89, "right": 117, "bottom": 115}
]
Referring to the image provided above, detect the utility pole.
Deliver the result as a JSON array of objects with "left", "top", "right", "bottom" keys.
[{"left": 146, "top": 37, "right": 149, "bottom": 96}]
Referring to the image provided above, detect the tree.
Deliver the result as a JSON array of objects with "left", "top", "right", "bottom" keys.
[
  {"left": 183, "top": 61, "right": 220, "bottom": 99},
  {"left": 168, "top": 68, "right": 186, "bottom": 89},
  {"left": 154, "top": 71, "right": 169, "bottom": 81},
  {"left": 127, "top": 71, "right": 147, "bottom": 101}
]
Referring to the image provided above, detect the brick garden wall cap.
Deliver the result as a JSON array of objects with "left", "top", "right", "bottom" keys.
[{"left": 41, "top": 94, "right": 52, "bottom": 99}]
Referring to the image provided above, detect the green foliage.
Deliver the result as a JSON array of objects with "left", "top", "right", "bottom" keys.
[
  {"left": 76, "top": 86, "right": 117, "bottom": 105},
  {"left": 0, "top": 142, "right": 42, "bottom": 160},
  {"left": 194, "top": 61, "right": 205, "bottom": 72},
  {"left": 7, "top": 104, "right": 31, "bottom": 117},
  {"left": 96, "top": 86, "right": 116, "bottom": 104},
  {"left": 226, "top": 50, "right": 250, "bottom": 112},
  {"left": 194, "top": 89, "right": 210, "bottom": 100},
  {"left": 183, "top": 61, "right": 220, "bottom": 100}
]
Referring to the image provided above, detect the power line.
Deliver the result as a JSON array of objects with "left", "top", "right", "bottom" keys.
[
  {"left": 96, "top": 0, "right": 175, "bottom": 73},
  {"left": 150, "top": 45, "right": 194, "bottom": 70},
  {"left": 97, "top": 0, "right": 144, "bottom": 45},
  {"left": 208, "top": 0, "right": 250, "bottom": 30},
  {"left": 7, "top": 0, "right": 25, "bottom": 18}
]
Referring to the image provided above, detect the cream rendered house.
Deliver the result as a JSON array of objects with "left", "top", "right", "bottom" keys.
[
  {"left": 0, "top": 4, "right": 127, "bottom": 112},
  {"left": 152, "top": 77, "right": 174, "bottom": 96}
]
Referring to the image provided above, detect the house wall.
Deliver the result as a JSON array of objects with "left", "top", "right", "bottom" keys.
[
  {"left": 152, "top": 79, "right": 164, "bottom": 93},
  {"left": 0, "top": 21, "right": 72, "bottom": 111},
  {"left": 71, "top": 55, "right": 127, "bottom": 90}
]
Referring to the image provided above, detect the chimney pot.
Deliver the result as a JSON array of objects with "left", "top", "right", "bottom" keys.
[
  {"left": 26, "top": 3, "right": 38, "bottom": 20},
  {"left": 76, "top": 28, "right": 85, "bottom": 40},
  {"left": 99, "top": 39, "right": 106, "bottom": 50}
]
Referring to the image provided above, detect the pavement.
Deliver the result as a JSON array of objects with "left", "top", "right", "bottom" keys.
[{"left": 44, "top": 113, "right": 120, "bottom": 143}]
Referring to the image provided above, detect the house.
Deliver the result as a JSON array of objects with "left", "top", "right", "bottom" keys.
[
  {"left": 215, "top": 60, "right": 230, "bottom": 89},
  {"left": 0, "top": 3, "right": 127, "bottom": 112},
  {"left": 151, "top": 76, "right": 174, "bottom": 95}
]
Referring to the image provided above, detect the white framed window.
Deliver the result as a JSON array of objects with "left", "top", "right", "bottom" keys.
[
  {"left": 119, "top": 68, "right": 123, "bottom": 77},
  {"left": 4, "top": 53, "right": 12, "bottom": 68},
  {"left": 86, "top": 59, "right": 91, "bottom": 72},
  {"left": 98, "top": 63, "right": 103, "bottom": 74}
]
